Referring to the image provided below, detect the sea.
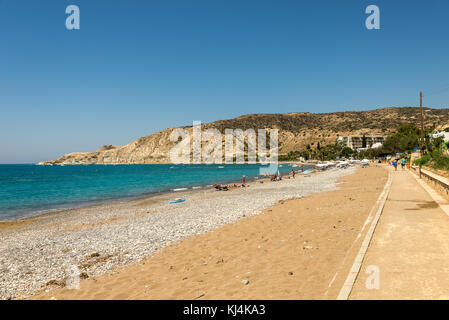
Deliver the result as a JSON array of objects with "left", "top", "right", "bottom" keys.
[{"left": 0, "top": 163, "right": 299, "bottom": 220}]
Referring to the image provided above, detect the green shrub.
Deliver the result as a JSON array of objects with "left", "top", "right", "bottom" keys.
[
  {"left": 413, "top": 154, "right": 430, "bottom": 166},
  {"left": 431, "top": 154, "right": 449, "bottom": 170},
  {"left": 432, "top": 149, "right": 440, "bottom": 159}
]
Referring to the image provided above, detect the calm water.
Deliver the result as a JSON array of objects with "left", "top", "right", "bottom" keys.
[{"left": 0, "top": 164, "right": 297, "bottom": 220}]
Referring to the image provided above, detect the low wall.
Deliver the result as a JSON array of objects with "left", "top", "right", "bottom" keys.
[{"left": 410, "top": 166, "right": 449, "bottom": 201}]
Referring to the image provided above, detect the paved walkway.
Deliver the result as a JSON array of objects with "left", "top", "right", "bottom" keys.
[{"left": 350, "top": 165, "right": 449, "bottom": 299}]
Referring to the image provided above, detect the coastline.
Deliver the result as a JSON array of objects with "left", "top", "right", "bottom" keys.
[
  {"left": 1, "top": 167, "right": 352, "bottom": 300},
  {"left": 29, "top": 165, "right": 388, "bottom": 300},
  {"left": 0, "top": 183, "right": 212, "bottom": 225},
  {"left": 0, "top": 163, "right": 302, "bottom": 222}
]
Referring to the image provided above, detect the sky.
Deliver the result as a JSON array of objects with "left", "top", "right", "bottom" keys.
[{"left": 1, "top": 0, "right": 449, "bottom": 163}]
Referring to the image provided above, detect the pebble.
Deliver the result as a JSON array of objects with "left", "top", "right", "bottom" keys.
[{"left": 0, "top": 167, "right": 354, "bottom": 300}]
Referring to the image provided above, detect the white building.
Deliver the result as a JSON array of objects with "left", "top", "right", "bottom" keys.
[
  {"left": 337, "top": 135, "right": 386, "bottom": 150},
  {"left": 431, "top": 132, "right": 449, "bottom": 142}
]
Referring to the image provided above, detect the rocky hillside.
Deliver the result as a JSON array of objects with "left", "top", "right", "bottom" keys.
[{"left": 38, "top": 107, "right": 449, "bottom": 165}]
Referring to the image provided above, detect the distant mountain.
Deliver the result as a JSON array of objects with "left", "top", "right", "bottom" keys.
[{"left": 38, "top": 107, "right": 449, "bottom": 165}]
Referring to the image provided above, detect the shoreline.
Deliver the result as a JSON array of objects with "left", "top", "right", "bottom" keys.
[
  {"left": 0, "top": 183, "right": 213, "bottom": 224},
  {"left": 1, "top": 167, "right": 351, "bottom": 300},
  {"left": 32, "top": 161, "right": 305, "bottom": 166},
  {"left": 30, "top": 165, "right": 388, "bottom": 300},
  {"left": 0, "top": 163, "right": 303, "bottom": 223},
  {"left": 0, "top": 182, "right": 217, "bottom": 228}
]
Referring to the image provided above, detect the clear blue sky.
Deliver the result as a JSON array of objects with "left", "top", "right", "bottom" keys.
[{"left": 1, "top": 0, "right": 449, "bottom": 163}]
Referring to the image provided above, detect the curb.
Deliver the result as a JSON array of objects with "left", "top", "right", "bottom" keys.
[{"left": 336, "top": 170, "right": 392, "bottom": 300}]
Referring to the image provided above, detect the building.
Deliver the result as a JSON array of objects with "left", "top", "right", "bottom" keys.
[
  {"left": 431, "top": 131, "right": 449, "bottom": 142},
  {"left": 337, "top": 135, "right": 386, "bottom": 150}
]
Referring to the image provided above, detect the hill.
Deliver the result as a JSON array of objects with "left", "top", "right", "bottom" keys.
[{"left": 38, "top": 107, "right": 449, "bottom": 165}]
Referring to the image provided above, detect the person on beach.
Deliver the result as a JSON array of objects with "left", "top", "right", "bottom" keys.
[
  {"left": 401, "top": 158, "right": 406, "bottom": 170},
  {"left": 242, "top": 175, "right": 246, "bottom": 186},
  {"left": 291, "top": 169, "right": 296, "bottom": 179},
  {"left": 392, "top": 159, "right": 397, "bottom": 171},
  {"left": 214, "top": 184, "right": 229, "bottom": 191}
]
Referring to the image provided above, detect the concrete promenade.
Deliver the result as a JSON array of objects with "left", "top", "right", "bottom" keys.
[{"left": 349, "top": 165, "right": 449, "bottom": 299}]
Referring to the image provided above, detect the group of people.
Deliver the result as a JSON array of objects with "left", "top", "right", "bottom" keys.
[
  {"left": 215, "top": 169, "right": 299, "bottom": 191},
  {"left": 214, "top": 175, "right": 248, "bottom": 191},
  {"left": 213, "top": 184, "right": 229, "bottom": 191},
  {"left": 392, "top": 158, "right": 407, "bottom": 171}
]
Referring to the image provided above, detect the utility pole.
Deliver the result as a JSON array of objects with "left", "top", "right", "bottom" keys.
[
  {"left": 419, "top": 91, "right": 423, "bottom": 179},
  {"left": 420, "top": 91, "right": 424, "bottom": 152}
]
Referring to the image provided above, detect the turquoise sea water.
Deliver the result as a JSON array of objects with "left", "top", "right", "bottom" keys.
[{"left": 0, "top": 164, "right": 297, "bottom": 220}]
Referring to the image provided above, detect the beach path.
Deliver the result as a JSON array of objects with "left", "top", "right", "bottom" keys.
[
  {"left": 32, "top": 166, "right": 388, "bottom": 300},
  {"left": 350, "top": 166, "right": 449, "bottom": 299}
]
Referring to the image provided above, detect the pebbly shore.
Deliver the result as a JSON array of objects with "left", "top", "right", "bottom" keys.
[{"left": 0, "top": 167, "right": 355, "bottom": 300}]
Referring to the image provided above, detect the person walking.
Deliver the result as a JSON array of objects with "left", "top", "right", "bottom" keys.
[
  {"left": 291, "top": 169, "right": 296, "bottom": 179},
  {"left": 393, "top": 159, "right": 397, "bottom": 171},
  {"left": 401, "top": 158, "right": 406, "bottom": 170}
]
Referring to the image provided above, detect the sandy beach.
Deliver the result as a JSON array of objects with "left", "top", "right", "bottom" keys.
[
  {"left": 0, "top": 166, "right": 376, "bottom": 300},
  {"left": 0, "top": 165, "right": 387, "bottom": 300}
]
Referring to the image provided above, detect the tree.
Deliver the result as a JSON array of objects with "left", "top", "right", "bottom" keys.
[
  {"left": 342, "top": 147, "right": 354, "bottom": 157},
  {"left": 362, "top": 135, "right": 367, "bottom": 148},
  {"left": 358, "top": 123, "right": 422, "bottom": 158}
]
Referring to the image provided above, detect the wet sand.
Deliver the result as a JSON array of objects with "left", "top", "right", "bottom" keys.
[{"left": 32, "top": 166, "right": 388, "bottom": 300}]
